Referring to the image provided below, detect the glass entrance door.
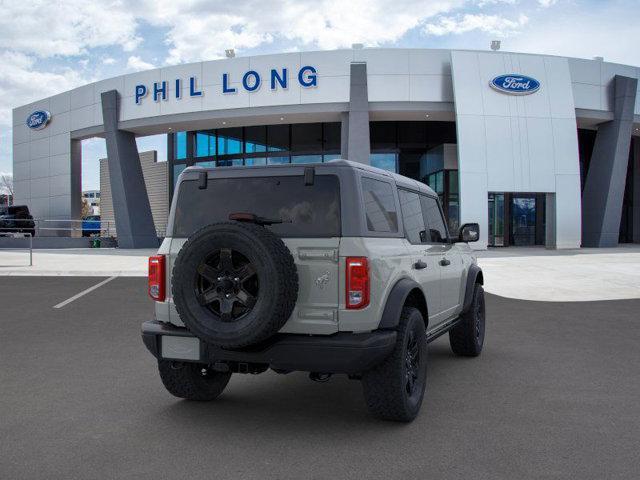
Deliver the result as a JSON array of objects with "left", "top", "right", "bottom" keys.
[
  {"left": 510, "top": 195, "right": 537, "bottom": 246},
  {"left": 488, "top": 193, "right": 505, "bottom": 246}
]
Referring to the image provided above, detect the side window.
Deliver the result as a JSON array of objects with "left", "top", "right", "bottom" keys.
[
  {"left": 398, "top": 189, "right": 426, "bottom": 244},
  {"left": 361, "top": 177, "right": 398, "bottom": 233},
  {"left": 420, "top": 195, "right": 449, "bottom": 243}
]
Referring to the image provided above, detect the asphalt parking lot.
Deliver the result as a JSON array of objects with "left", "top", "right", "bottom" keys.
[{"left": 1, "top": 277, "right": 639, "bottom": 479}]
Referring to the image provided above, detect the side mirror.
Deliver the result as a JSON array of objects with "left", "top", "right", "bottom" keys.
[{"left": 458, "top": 223, "right": 480, "bottom": 243}]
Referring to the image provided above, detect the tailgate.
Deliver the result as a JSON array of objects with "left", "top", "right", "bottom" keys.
[{"left": 279, "top": 238, "right": 341, "bottom": 335}]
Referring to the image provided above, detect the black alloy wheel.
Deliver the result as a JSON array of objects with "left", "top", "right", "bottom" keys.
[
  {"left": 171, "top": 222, "right": 298, "bottom": 348},
  {"left": 405, "top": 329, "right": 421, "bottom": 397},
  {"left": 195, "top": 248, "right": 259, "bottom": 322}
]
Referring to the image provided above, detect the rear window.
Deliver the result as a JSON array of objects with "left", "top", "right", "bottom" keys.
[{"left": 173, "top": 175, "right": 341, "bottom": 238}]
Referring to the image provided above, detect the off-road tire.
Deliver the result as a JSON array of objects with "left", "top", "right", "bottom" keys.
[
  {"left": 172, "top": 222, "right": 298, "bottom": 348},
  {"left": 362, "top": 307, "right": 427, "bottom": 422},
  {"left": 449, "top": 283, "right": 485, "bottom": 356},
  {"left": 158, "top": 360, "right": 231, "bottom": 401}
]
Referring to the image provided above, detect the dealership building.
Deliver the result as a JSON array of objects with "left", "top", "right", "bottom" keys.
[{"left": 11, "top": 48, "right": 640, "bottom": 248}]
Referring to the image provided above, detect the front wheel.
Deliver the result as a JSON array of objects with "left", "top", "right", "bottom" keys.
[
  {"left": 449, "top": 283, "right": 485, "bottom": 356},
  {"left": 362, "top": 307, "right": 427, "bottom": 422},
  {"left": 157, "top": 360, "right": 231, "bottom": 401}
]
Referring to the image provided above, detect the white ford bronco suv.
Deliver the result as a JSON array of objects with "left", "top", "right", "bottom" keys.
[{"left": 142, "top": 160, "right": 485, "bottom": 422}]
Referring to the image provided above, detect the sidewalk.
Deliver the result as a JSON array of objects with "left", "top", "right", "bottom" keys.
[
  {"left": 0, "top": 248, "right": 154, "bottom": 276},
  {"left": 477, "top": 245, "right": 640, "bottom": 301},
  {"left": 1, "top": 246, "right": 639, "bottom": 301}
]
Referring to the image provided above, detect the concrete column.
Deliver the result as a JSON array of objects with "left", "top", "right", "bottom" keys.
[
  {"left": 633, "top": 138, "right": 640, "bottom": 243},
  {"left": 69, "top": 139, "right": 82, "bottom": 237},
  {"left": 347, "top": 63, "right": 370, "bottom": 164},
  {"left": 101, "top": 90, "right": 158, "bottom": 249},
  {"left": 340, "top": 111, "right": 349, "bottom": 159},
  {"left": 582, "top": 75, "right": 638, "bottom": 247},
  {"left": 545, "top": 193, "right": 556, "bottom": 249}
]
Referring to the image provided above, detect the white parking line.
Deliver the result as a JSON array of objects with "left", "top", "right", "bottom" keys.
[{"left": 53, "top": 276, "right": 118, "bottom": 309}]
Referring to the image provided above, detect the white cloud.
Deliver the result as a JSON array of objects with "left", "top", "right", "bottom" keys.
[
  {"left": 0, "top": 0, "right": 141, "bottom": 57},
  {"left": 135, "top": 0, "right": 466, "bottom": 64},
  {"left": 538, "top": 0, "right": 558, "bottom": 7},
  {"left": 507, "top": 9, "right": 640, "bottom": 66},
  {"left": 424, "top": 13, "right": 529, "bottom": 36},
  {"left": 0, "top": 51, "right": 87, "bottom": 125},
  {"left": 102, "top": 57, "right": 116, "bottom": 65},
  {"left": 126, "top": 55, "right": 156, "bottom": 72},
  {"left": 0, "top": 51, "right": 89, "bottom": 172}
]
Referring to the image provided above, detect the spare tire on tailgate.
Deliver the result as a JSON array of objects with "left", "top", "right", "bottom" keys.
[{"left": 172, "top": 222, "right": 299, "bottom": 348}]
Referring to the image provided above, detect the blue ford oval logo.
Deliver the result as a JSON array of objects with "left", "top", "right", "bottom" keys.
[
  {"left": 26, "top": 110, "right": 51, "bottom": 130},
  {"left": 490, "top": 74, "right": 540, "bottom": 95}
]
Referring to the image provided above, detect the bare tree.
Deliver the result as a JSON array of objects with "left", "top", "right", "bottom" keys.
[
  {"left": 81, "top": 198, "right": 92, "bottom": 218},
  {"left": 0, "top": 173, "right": 13, "bottom": 206}
]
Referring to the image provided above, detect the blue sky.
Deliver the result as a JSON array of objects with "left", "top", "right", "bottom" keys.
[{"left": 1, "top": 0, "right": 638, "bottom": 191}]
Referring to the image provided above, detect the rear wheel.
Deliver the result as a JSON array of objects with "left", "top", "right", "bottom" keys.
[
  {"left": 449, "top": 283, "right": 485, "bottom": 356},
  {"left": 362, "top": 307, "right": 427, "bottom": 422},
  {"left": 157, "top": 360, "right": 231, "bottom": 401}
]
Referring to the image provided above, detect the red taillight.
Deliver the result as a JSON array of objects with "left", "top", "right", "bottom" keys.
[
  {"left": 346, "top": 257, "right": 369, "bottom": 309},
  {"left": 148, "top": 255, "right": 166, "bottom": 301}
]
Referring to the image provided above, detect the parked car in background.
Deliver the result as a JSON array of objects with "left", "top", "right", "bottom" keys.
[
  {"left": 82, "top": 215, "right": 101, "bottom": 237},
  {"left": 0, "top": 205, "right": 35, "bottom": 237}
]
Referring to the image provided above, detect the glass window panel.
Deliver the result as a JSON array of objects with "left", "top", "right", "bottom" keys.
[
  {"left": 399, "top": 190, "right": 426, "bottom": 244},
  {"left": 323, "top": 154, "right": 342, "bottom": 162},
  {"left": 370, "top": 153, "right": 397, "bottom": 173},
  {"left": 291, "top": 154, "right": 322, "bottom": 164},
  {"left": 175, "top": 132, "right": 187, "bottom": 160},
  {"left": 196, "top": 160, "right": 216, "bottom": 168},
  {"left": 267, "top": 156, "right": 290, "bottom": 165},
  {"left": 449, "top": 170, "right": 459, "bottom": 194},
  {"left": 448, "top": 196, "right": 460, "bottom": 233},
  {"left": 267, "top": 124, "right": 289, "bottom": 152},
  {"left": 245, "top": 126, "right": 267, "bottom": 153},
  {"left": 361, "top": 177, "right": 398, "bottom": 233},
  {"left": 291, "top": 123, "right": 322, "bottom": 152},
  {"left": 420, "top": 195, "right": 448, "bottom": 243},
  {"left": 323, "top": 123, "right": 341, "bottom": 152},
  {"left": 174, "top": 175, "right": 341, "bottom": 238},
  {"left": 245, "top": 157, "right": 267, "bottom": 166},
  {"left": 422, "top": 146, "right": 444, "bottom": 177},
  {"left": 217, "top": 158, "right": 243, "bottom": 167},
  {"left": 173, "top": 163, "right": 187, "bottom": 187},
  {"left": 217, "top": 127, "right": 243, "bottom": 155},
  {"left": 426, "top": 171, "right": 444, "bottom": 194},
  {"left": 195, "top": 131, "right": 215, "bottom": 157}
]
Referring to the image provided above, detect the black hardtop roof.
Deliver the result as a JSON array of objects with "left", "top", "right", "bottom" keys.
[{"left": 182, "top": 159, "right": 437, "bottom": 197}]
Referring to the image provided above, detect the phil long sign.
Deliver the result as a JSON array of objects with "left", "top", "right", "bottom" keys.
[
  {"left": 490, "top": 74, "right": 540, "bottom": 95},
  {"left": 135, "top": 66, "right": 318, "bottom": 105}
]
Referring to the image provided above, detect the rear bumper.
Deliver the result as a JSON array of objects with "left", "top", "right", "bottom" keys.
[{"left": 141, "top": 320, "right": 396, "bottom": 375}]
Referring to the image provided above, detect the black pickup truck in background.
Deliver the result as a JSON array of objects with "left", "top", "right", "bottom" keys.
[{"left": 0, "top": 205, "right": 36, "bottom": 237}]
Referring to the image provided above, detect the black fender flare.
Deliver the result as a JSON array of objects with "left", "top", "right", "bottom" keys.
[
  {"left": 462, "top": 264, "right": 484, "bottom": 314},
  {"left": 378, "top": 278, "right": 427, "bottom": 330}
]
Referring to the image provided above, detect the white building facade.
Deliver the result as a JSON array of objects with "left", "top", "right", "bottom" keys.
[{"left": 12, "top": 48, "right": 640, "bottom": 248}]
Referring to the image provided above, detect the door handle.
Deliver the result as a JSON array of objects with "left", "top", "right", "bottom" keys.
[
  {"left": 439, "top": 258, "right": 451, "bottom": 267},
  {"left": 413, "top": 260, "right": 428, "bottom": 270}
]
